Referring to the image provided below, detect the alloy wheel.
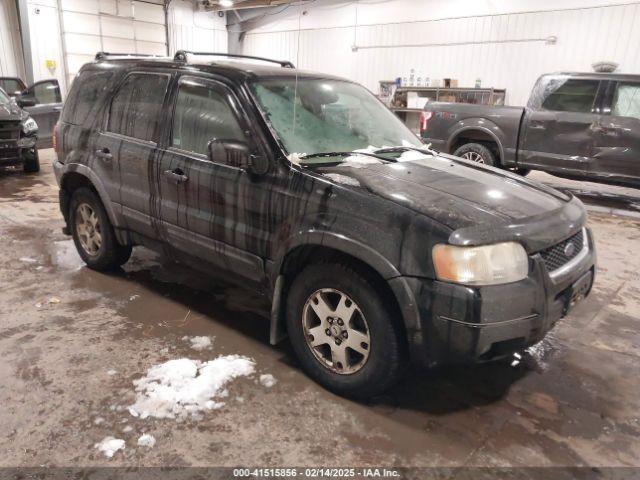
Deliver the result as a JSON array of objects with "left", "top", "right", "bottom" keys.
[
  {"left": 461, "top": 151, "right": 485, "bottom": 163},
  {"left": 302, "top": 288, "right": 371, "bottom": 375},
  {"left": 75, "top": 203, "right": 102, "bottom": 256}
]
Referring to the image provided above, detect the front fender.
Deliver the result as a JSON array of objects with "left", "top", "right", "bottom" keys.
[{"left": 270, "top": 230, "right": 402, "bottom": 284}]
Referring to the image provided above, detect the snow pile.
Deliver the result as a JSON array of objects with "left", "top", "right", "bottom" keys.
[
  {"left": 323, "top": 173, "right": 361, "bottom": 187},
  {"left": 182, "top": 336, "right": 213, "bottom": 351},
  {"left": 137, "top": 434, "right": 156, "bottom": 448},
  {"left": 259, "top": 374, "right": 277, "bottom": 388},
  {"left": 129, "top": 356, "right": 255, "bottom": 420},
  {"left": 95, "top": 437, "right": 125, "bottom": 458}
]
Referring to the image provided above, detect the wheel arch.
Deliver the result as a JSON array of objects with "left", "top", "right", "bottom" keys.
[
  {"left": 59, "top": 165, "right": 126, "bottom": 242},
  {"left": 268, "top": 232, "right": 419, "bottom": 346},
  {"left": 448, "top": 125, "right": 505, "bottom": 164}
]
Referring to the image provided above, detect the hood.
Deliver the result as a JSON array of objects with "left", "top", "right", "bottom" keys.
[
  {"left": 319, "top": 151, "right": 573, "bottom": 233},
  {"left": 0, "top": 101, "right": 27, "bottom": 122}
]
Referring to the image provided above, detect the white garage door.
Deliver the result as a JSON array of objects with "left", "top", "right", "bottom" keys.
[
  {"left": 0, "top": 0, "right": 25, "bottom": 79},
  {"left": 61, "top": 0, "right": 167, "bottom": 86}
]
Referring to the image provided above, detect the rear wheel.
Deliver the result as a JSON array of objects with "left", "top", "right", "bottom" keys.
[
  {"left": 23, "top": 149, "right": 40, "bottom": 173},
  {"left": 453, "top": 142, "right": 497, "bottom": 167},
  {"left": 286, "top": 262, "right": 407, "bottom": 398},
  {"left": 69, "top": 188, "right": 132, "bottom": 271}
]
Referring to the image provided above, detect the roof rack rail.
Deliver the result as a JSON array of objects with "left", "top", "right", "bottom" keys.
[
  {"left": 95, "top": 52, "right": 164, "bottom": 61},
  {"left": 173, "top": 50, "right": 295, "bottom": 69}
]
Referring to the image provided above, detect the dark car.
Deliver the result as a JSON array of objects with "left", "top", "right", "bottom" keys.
[
  {"left": 421, "top": 72, "right": 640, "bottom": 187},
  {"left": 53, "top": 52, "right": 596, "bottom": 398},
  {"left": 0, "top": 76, "right": 63, "bottom": 148},
  {"left": 0, "top": 87, "right": 40, "bottom": 172}
]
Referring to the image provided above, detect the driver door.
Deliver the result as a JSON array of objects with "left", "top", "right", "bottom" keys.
[{"left": 19, "top": 79, "right": 63, "bottom": 148}]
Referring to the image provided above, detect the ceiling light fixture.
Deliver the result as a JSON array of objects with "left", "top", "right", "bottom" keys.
[{"left": 219, "top": 0, "right": 234, "bottom": 7}]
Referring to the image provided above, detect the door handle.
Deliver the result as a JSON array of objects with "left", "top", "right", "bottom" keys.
[
  {"left": 529, "top": 121, "right": 546, "bottom": 130},
  {"left": 163, "top": 169, "right": 188, "bottom": 184},
  {"left": 53, "top": 106, "right": 62, "bottom": 112},
  {"left": 95, "top": 148, "right": 113, "bottom": 162}
]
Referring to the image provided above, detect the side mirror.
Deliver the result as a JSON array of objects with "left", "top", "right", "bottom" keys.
[
  {"left": 17, "top": 98, "right": 37, "bottom": 108},
  {"left": 208, "top": 139, "right": 270, "bottom": 175}
]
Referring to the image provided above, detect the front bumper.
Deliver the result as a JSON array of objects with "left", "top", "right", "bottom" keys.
[{"left": 398, "top": 227, "right": 596, "bottom": 367}]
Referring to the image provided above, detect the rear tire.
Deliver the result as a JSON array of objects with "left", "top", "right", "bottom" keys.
[
  {"left": 69, "top": 188, "right": 132, "bottom": 271},
  {"left": 453, "top": 142, "right": 497, "bottom": 167},
  {"left": 23, "top": 149, "right": 40, "bottom": 173},
  {"left": 286, "top": 262, "right": 407, "bottom": 399}
]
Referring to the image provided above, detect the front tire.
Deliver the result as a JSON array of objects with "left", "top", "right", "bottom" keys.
[
  {"left": 453, "top": 142, "right": 497, "bottom": 167},
  {"left": 23, "top": 149, "right": 40, "bottom": 173},
  {"left": 69, "top": 188, "right": 132, "bottom": 271},
  {"left": 286, "top": 262, "right": 407, "bottom": 398}
]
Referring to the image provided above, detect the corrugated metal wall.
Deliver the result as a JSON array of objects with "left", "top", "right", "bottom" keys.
[
  {"left": 242, "top": 1, "right": 640, "bottom": 106},
  {"left": 168, "top": 0, "right": 227, "bottom": 55},
  {"left": 0, "top": 0, "right": 25, "bottom": 78}
]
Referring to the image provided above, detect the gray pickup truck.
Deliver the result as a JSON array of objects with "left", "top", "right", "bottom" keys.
[{"left": 421, "top": 72, "right": 640, "bottom": 187}]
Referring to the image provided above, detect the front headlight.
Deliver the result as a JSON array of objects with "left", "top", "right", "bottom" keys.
[
  {"left": 432, "top": 242, "right": 528, "bottom": 286},
  {"left": 22, "top": 117, "right": 38, "bottom": 134}
]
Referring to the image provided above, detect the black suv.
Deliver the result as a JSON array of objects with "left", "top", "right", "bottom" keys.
[
  {"left": 54, "top": 52, "right": 596, "bottom": 397},
  {"left": 0, "top": 87, "right": 39, "bottom": 172}
]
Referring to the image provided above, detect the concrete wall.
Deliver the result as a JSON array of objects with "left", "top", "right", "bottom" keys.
[{"left": 240, "top": 0, "right": 640, "bottom": 105}]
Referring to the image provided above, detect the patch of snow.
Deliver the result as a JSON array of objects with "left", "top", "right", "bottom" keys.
[
  {"left": 19, "top": 257, "right": 37, "bottom": 264},
  {"left": 94, "top": 417, "right": 105, "bottom": 425},
  {"left": 137, "top": 433, "right": 156, "bottom": 448},
  {"left": 287, "top": 152, "right": 306, "bottom": 166},
  {"left": 107, "top": 369, "right": 117, "bottom": 376},
  {"left": 182, "top": 336, "right": 213, "bottom": 351},
  {"left": 323, "top": 173, "right": 360, "bottom": 187},
  {"left": 122, "top": 425, "right": 133, "bottom": 433},
  {"left": 35, "top": 297, "right": 61, "bottom": 308},
  {"left": 397, "top": 149, "right": 429, "bottom": 162},
  {"left": 129, "top": 295, "right": 140, "bottom": 301},
  {"left": 259, "top": 374, "right": 277, "bottom": 388},
  {"left": 129, "top": 356, "right": 255, "bottom": 420},
  {"left": 95, "top": 437, "right": 125, "bottom": 458}
]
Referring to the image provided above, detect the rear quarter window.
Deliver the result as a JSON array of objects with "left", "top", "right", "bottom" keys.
[{"left": 62, "top": 71, "right": 115, "bottom": 126}]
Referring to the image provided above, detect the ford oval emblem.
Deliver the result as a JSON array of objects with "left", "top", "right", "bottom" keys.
[{"left": 564, "top": 243, "right": 576, "bottom": 257}]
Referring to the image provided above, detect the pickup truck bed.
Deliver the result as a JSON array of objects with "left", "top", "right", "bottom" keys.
[{"left": 423, "top": 103, "right": 524, "bottom": 165}]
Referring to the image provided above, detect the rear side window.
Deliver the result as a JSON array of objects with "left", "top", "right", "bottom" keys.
[
  {"left": 612, "top": 83, "right": 640, "bottom": 120},
  {"left": 171, "top": 80, "right": 244, "bottom": 155},
  {"left": 542, "top": 79, "right": 599, "bottom": 113},
  {"left": 63, "top": 71, "right": 114, "bottom": 126},
  {"left": 108, "top": 73, "right": 169, "bottom": 142}
]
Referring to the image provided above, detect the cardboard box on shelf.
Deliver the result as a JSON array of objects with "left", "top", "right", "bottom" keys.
[{"left": 443, "top": 78, "right": 459, "bottom": 88}]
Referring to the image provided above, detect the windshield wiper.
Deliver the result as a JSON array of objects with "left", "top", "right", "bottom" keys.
[
  {"left": 299, "top": 151, "right": 396, "bottom": 164},
  {"left": 373, "top": 145, "right": 437, "bottom": 155}
]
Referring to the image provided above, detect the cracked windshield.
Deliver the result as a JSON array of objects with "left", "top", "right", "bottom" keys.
[{"left": 250, "top": 78, "right": 424, "bottom": 165}]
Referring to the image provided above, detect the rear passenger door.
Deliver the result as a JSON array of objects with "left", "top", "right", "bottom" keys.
[
  {"left": 102, "top": 72, "right": 171, "bottom": 239},
  {"left": 520, "top": 77, "right": 603, "bottom": 174},
  {"left": 593, "top": 81, "right": 640, "bottom": 183},
  {"left": 20, "top": 79, "right": 63, "bottom": 147},
  {"left": 155, "top": 76, "right": 265, "bottom": 282}
]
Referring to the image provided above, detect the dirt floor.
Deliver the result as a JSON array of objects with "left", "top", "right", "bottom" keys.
[{"left": 1, "top": 149, "right": 639, "bottom": 468}]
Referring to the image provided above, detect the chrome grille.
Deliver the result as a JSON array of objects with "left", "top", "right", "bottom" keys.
[{"left": 540, "top": 229, "right": 585, "bottom": 273}]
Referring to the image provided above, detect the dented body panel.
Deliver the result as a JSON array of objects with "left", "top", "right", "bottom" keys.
[{"left": 54, "top": 59, "right": 596, "bottom": 367}]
